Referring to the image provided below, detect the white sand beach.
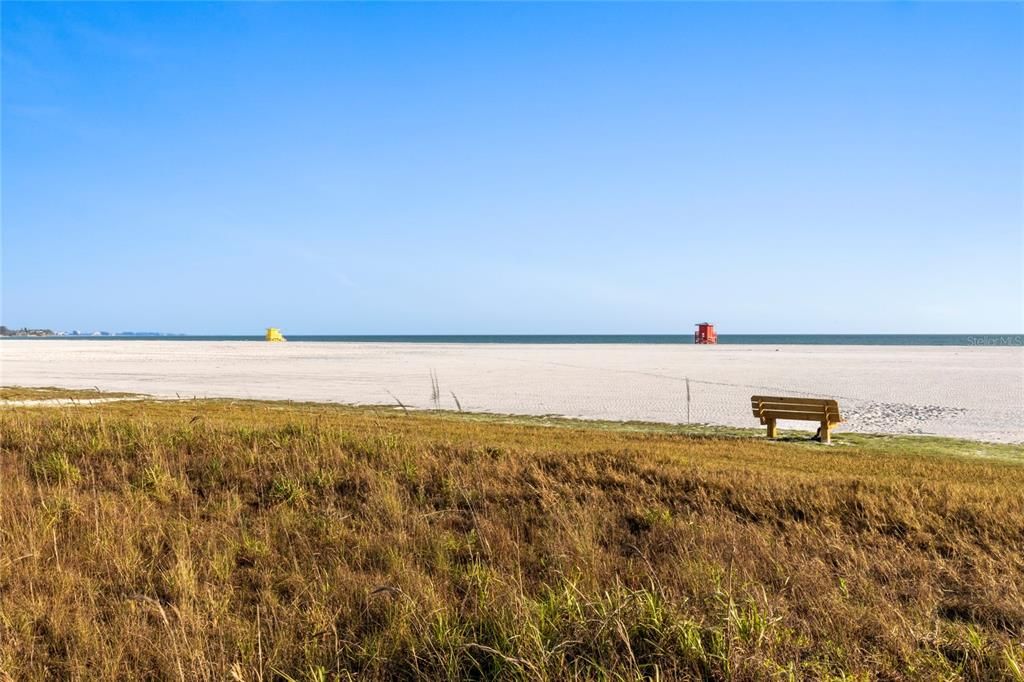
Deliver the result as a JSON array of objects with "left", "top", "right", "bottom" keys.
[{"left": 1, "top": 340, "right": 1021, "bottom": 443}]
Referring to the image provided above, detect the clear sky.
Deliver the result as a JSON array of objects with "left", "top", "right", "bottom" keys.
[{"left": 2, "top": 2, "right": 1022, "bottom": 334}]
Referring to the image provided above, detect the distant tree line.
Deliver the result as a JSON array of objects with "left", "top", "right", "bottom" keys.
[{"left": 0, "top": 326, "right": 55, "bottom": 337}]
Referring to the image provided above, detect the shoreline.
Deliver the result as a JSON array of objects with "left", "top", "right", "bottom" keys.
[{"left": 3, "top": 334, "right": 1023, "bottom": 347}]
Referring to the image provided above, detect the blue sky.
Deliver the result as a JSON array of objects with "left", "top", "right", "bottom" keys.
[{"left": 2, "top": 2, "right": 1021, "bottom": 334}]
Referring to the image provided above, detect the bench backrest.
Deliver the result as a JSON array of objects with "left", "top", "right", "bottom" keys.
[{"left": 750, "top": 395, "right": 842, "bottom": 424}]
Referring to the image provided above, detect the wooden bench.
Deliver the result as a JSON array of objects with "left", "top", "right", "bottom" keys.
[{"left": 750, "top": 395, "right": 843, "bottom": 443}]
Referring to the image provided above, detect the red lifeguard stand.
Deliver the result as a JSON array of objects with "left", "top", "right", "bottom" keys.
[{"left": 694, "top": 322, "right": 718, "bottom": 344}]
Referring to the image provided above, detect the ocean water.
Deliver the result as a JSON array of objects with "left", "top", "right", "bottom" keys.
[{"left": 9, "top": 334, "right": 1023, "bottom": 346}]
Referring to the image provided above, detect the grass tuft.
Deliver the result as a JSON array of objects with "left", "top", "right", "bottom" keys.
[{"left": 31, "top": 450, "right": 81, "bottom": 485}]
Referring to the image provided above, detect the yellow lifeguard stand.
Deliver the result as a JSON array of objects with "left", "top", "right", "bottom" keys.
[{"left": 265, "top": 327, "right": 286, "bottom": 342}]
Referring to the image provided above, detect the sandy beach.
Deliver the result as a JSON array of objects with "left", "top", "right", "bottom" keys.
[{"left": 2, "top": 340, "right": 1021, "bottom": 443}]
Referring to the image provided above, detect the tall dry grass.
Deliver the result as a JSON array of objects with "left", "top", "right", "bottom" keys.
[{"left": 0, "top": 399, "right": 1022, "bottom": 680}]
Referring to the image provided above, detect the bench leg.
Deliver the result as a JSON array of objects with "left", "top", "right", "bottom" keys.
[
  {"left": 766, "top": 418, "right": 777, "bottom": 439},
  {"left": 819, "top": 421, "right": 831, "bottom": 444}
]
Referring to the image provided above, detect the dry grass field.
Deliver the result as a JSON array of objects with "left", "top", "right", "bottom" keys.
[
  {"left": 1, "top": 391, "right": 1022, "bottom": 680},
  {"left": 0, "top": 386, "right": 138, "bottom": 401}
]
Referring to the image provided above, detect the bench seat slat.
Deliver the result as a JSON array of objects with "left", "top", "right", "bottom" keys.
[
  {"left": 751, "top": 404, "right": 839, "bottom": 413},
  {"left": 752, "top": 401, "right": 840, "bottom": 409},
  {"left": 752, "top": 404, "right": 841, "bottom": 413},
  {"left": 754, "top": 409, "right": 841, "bottom": 422},
  {"left": 751, "top": 402, "right": 838, "bottom": 412},
  {"left": 751, "top": 396, "right": 838, "bottom": 407}
]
